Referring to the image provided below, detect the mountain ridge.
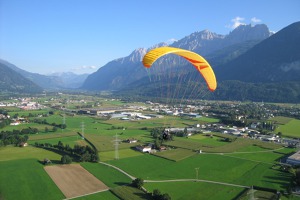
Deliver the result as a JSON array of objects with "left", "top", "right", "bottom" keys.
[
  {"left": 216, "top": 21, "right": 300, "bottom": 82},
  {"left": 0, "top": 59, "right": 89, "bottom": 89},
  {"left": 82, "top": 23, "right": 273, "bottom": 91},
  {"left": 0, "top": 62, "right": 43, "bottom": 93}
]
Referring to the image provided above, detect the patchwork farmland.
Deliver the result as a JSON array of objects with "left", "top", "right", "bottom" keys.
[{"left": 1, "top": 97, "right": 300, "bottom": 200}]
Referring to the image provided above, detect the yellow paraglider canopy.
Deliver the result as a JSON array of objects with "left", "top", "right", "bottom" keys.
[{"left": 142, "top": 47, "right": 217, "bottom": 92}]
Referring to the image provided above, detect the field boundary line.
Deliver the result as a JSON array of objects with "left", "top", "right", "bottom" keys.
[
  {"left": 63, "top": 188, "right": 110, "bottom": 200},
  {"left": 202, "top": 147, "right": 285, "bottom": 155},
  {"left": 144, "top": 179, "right": 250, "bottom": 188}
]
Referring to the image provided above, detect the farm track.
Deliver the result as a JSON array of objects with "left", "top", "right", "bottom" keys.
[
  {"left": 144, "top": 179, "right": 250, "bottom": 188},
  {"left": 99, "top": 161, "right": 136, "bottom": 180},
  {"left": 98, "top": 162, "right": 250, "bottom": 189},
  {"left": 202, "top": 147, "right": 285, "bottom": 155}
]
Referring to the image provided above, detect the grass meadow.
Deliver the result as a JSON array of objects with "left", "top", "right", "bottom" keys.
[
  {"left": 103, "top": 150, "right": 295, "bottom": 200},
  {"left": 275, "top": 118, "right": 300, "bottom": 138},
  {"left": 145, "top": 181, "right": 245, "bottom": 200},
  {"left": 0, "top": 158, "right": 64, "bottom": 200},
  {"left": 0, "top": 146, "right": 61, "bottom": 162}
]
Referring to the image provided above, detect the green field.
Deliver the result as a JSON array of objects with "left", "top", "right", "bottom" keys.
[
  {"left": 276, "top": 118, "right": 300, "bottom": 137},
  {"left": 154, "top": 148, "right": 197, "bottom": 161},
  {"left": 145, "top": 181, "right": 244, "bottom": 200},
  {"left": 99, "top": 148, "right": 144, "bottom": 161},
  {"left": 81, "top": 162, "right": 132, "bottom": 188},
  {"left": 0, "top": 159, "right": 64, "bottom": 200},
  {"left": 29, "top": 134, "right": 87, "bottom": 147},
  {"left": 0, "top": 146, "right": 61, "bottom": 162}
]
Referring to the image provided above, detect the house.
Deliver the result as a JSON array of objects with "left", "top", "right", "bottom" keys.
[
  {"left": 10, "top": 122, "right": 20, "bottom": 126},
  {"left": 19, "top": 142, "right": 28, "bottom": 147},
  {"left": 136, "top": 145, "right": 152, "bottom": 153},
  {"left": 43, "top": 158, "right": 52, "bottom": 165},
  {"left": 126, "top": 138, "right": 138, "bottom": 143},
  {"left": 159, "top": 146, "right": 167, "bottom": 151}
]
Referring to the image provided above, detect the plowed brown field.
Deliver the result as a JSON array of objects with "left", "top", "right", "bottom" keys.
[{"left": 45, "top": 164, "right": 109, "bottom": 198}]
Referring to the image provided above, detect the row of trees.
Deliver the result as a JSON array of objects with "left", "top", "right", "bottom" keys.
[
  {"left": 34, "top": 141, "right": 99, "bottom": 162},
  {"left": 0, "top": 128, "right": 36, "bottom": 146},
  {"left": 32, "top": 118, "right": 67, "bottom": 129},
  {"left": 0, "top": 133, "right": 28, "bottom": 146}
]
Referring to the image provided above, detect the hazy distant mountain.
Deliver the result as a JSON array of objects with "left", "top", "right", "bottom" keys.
[
  {"left": 81, "top": 48, "right": 149, "bottom": 90},
  {"left": 82, "top": 24, "right": 273, "bottom": 91},
  {"left": 48, "top": 72, "right": 89, "bottom": 89},
  {"left": 0, "top": 62, "right": 43, "bottom": 93},
  {"left": 0, "top": 59, "right": 88, "bottom": 89},
  {"left": 0, "top": 59, "right": 64, "bottom": 89}
]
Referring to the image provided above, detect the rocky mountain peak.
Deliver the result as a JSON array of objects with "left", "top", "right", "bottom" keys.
[
  {"left": 226, "top": 24, "right": 273, "bottom": 43},
  {"left": 116, "top": 48, "right": 147, "bottom": 64}
]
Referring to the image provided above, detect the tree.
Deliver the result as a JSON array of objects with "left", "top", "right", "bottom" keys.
[
  {"left": 184, "top": 127, "right": 188, "bottom": 136},
  {"left": 153, "top": 189, "right": 162, "bottom": 200},
  {"left": 80, "top": 152, "right": 91, "bottom": 162},
  {"left": 161, "top": 193, "right": 171, "bottom": 200},
  {"left": 61, "top": 155, "right": 72, "bottom": 164},
  {"left": 152, "top": 189, "right": 171, "bottom": 200},
  {"left": 132, "top": 178, "right": 144, "bottom": 189},
  {"left": 57, "top": 141, "right": 64, "bottom": 151},
  {"left": 60, "top": 124, "right": 67, "bottom": 129},
  {"left": 90, "top": 152, "right": 99, "bottom": 162},
  {"left": 155, "top": 138, "right": 161, "bottom": 149},
  {"left": 52, "top": 126, "right": 57, "bottom": 132}
]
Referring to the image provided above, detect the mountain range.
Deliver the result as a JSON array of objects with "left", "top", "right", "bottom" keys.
[
  {"left": 80, "top": 22, "right": 300, "bottom": 102},
  {"left": 81, "top": 24, "right": 274, "bottom": 91},
  {"left": 1, "top": 22, "right": 300, "bottom": 102},
  {"left": 0, "top": 59, "right": 88, "bottom": 90},
  {"left": 0, "top": 61, "right": 42, "bottom": 94}
]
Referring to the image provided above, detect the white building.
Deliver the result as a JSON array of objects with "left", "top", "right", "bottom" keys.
[{"left": 136, "top": 145, "right": 152, "bottom": 153}]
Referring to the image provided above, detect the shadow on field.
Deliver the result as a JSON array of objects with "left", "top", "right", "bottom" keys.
[
  {"left": 133, "top": 192, "right": 151, "bottom": 199},
  {"left": 114, "top": 182, "right": 130, "bottom": 186},
  {"left": 263, "top": 172, "right": 292, "bottom": 189}
]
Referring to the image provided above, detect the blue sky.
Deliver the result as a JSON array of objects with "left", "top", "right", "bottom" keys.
[{"left": 0, "top": 0, "right": 299, "bottom": 75}]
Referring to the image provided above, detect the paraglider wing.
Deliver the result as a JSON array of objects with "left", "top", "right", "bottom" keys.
[{"left": 142, "top": 47, "right": 217, "bottom": 91}]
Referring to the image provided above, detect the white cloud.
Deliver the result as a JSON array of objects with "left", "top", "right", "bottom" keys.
[
  {"left": 73, "top": 65, "right": 96, "bottom": 70},
  {"left": 251, "top": 17, "right": 262, "bottom": 23},
  {"left": 166, "top": 38, "right": 178, "bottom": 44},
  {"left": 226, "top": 16, "right": 246, "bottom": 29},
  {"left": 84, "top": 65, "right": 96, "bottom": 69},
  {"left": 70, "top": 65, "right": 97, "bottom": 74}
]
